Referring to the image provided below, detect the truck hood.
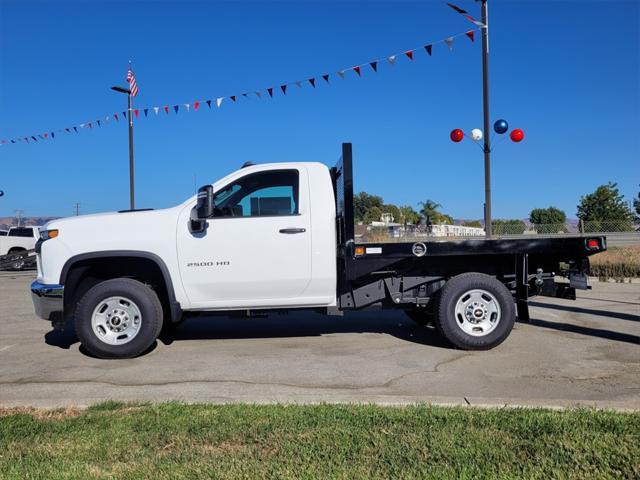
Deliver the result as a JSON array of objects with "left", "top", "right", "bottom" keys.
[{"left": 45, "top": 206, "right": 184, "bottom": 255}]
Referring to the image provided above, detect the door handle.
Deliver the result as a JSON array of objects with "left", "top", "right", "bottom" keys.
[{"left": 279, "top": 228, "right": 306, "bottom": 234}]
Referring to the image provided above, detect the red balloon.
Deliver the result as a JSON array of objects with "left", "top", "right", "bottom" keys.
[
  {"left": 510, "top": 129, "right": 525, "bottom": 142},
  {"left": 450, "top": 129, "right": 464, "bottom": 143}
]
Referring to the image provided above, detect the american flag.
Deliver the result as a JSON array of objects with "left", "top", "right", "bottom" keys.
[{"left": 126, "top": 67, "right": 139, "bottom": 97}]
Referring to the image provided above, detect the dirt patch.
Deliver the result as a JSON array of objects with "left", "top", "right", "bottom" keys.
[{"left": 0, "top": 406, "right": 85, "bottom": 420}]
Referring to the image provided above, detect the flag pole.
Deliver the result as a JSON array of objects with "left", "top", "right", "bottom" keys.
[
  {"left": 128, "top": 61, "right": 135, "bottom": 210},
  {"left": 480, "top": 0, "right": 492, "bottom": 237}
]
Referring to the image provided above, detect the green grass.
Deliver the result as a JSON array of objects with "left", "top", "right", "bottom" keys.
[{"left": 1, "top": 403, "right": 638, "bottom": 479}]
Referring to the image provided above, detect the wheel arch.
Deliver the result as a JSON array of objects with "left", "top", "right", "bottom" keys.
[{"left": 60, "top": 250, "right": 182, "bottom": 323}]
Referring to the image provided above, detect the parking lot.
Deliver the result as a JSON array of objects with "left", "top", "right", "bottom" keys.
[{"left": 0, "top": 274, "right": 638, "bottom": 409}]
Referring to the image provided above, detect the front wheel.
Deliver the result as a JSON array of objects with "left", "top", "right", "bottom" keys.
[
  {"left": 8, "top": 248, "right": 26, "bottom": 270},
  {"left": 74, "top": 278, "right": 163, "bottom": 358},
  {"left": 435, "top": 273, "right": 515, "bottom": 350}
]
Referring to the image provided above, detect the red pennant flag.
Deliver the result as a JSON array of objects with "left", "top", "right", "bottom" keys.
[
  {"left": 88, "top": 122, "right": 92, "bottom": 129},
  {"left": 43, "top": 132, "right": 48, "bottom": 138},
  {"left": 466, "top": 30, "right": 475, "bottom": 42},
  {"left": 230, "top": 95, "right": 236, "bottom": 102},
  {"left": 164, "top": 106, "right": 169, "bottom": 114},
  {"left": 267, "top": 87, "right": 273, "bottom": 97},
  {"left": 114, "top": 113, "right": 119, "bottom": 121},
  {"left": 322, "top": 74, "right": 329, "bottom": 83},
  {"left": 353, "top": 66, "right": 361, "bottom": 76},
  {"left": 194, "top": 101, "right": 200, "bottom": 110},
  {"left": 405, "top": 50, "right": 414, "bottom": 60},
  {"left": 369, "top": 61, "right": 377, "bottom": 72},
  {"left": 134, "top": 109, "right": 139, "bottom": 118},
  {"left": 280, "top": 85, "right": 287, "bottom": 94},
  {"left": 308, "top": 78, "right": 316, "bottom": 88}
]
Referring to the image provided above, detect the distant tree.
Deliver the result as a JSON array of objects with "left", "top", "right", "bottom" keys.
[
  {"left": 529, "top": 207, "right": 567, "bottom": 234},
  {"left": 399, "top": 205, "right": 420, "bottom": 225},
  {"left": 354, "top": 192, "right": 383, "bottom": 223},
  {"left": 419, "top": 200, "right": 452, "bottom": 225},
  {"left": 439, "top": 213, "right": 454, "bottom": 225},
  {"left": 382, "top": 204, "right": 402, "bottom": 224},
  {"left": 462, "top": 220, "right": 483, "bottom": 228},
  {"left": 363, "top": 206, "right": 383, "bottom": 225},
  {"left": 577, "top": 182, "right": 634, "bottom": 232},
  {"left": 492, "top": 219, "right": 526, "bottom": 235},
  {"left": 634, "top": 185, "right": 640, "bottom": 222}
]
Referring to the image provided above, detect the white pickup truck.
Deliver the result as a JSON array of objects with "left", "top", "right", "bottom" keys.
[
  {"left": 31, "top": 143, "right": 605, "bottom": 358},
  {"left": 0, "top": 226, "right": 39, "bottom": 270}
]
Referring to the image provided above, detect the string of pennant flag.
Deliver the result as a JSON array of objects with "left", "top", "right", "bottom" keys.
[{"left": 1, "top": 25, "right": 480, "bottom": 147}]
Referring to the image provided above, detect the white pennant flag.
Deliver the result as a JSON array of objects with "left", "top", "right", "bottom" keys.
[
  {"left": 105, "top": 116, "right": 110, "bottom": 122},
  {"left": 337, "top": 70, "right": 346, "bottom": 79},
  {"left": 295, "top": 81, "right": 303, "bottom": 88},
  {"left": 255, "top": 91, "right": 262, "bottom": 98},
  {"left": 216, "top": 97, "right": 224, "bottom": 108},
  {"left": 387, "top": 56, "right": 396, "bottom": 65},
  {"left": 445, "top": 37, "right": 454, "bottom": 50},
  {"left": 79, "top": 123, "right": 85, "bottom": 129},
  {"left": 154, "top": 107, "right": 160, "bottom": 115},
  {"left": 184, "top": 103, "right": 190, "bottom": 112}
]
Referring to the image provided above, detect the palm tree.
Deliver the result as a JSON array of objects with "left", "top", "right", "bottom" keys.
[{"left": 419, "top": 200, "right": 442, "bottom": 220}]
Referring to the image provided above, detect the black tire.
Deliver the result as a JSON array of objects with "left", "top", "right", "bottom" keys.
[
  {"left": 435, "top": 273, "right": 515, "bottom": 350},
  {"left": 74, "top": 278, "right": 163, "bottom": 359},
  {"left": 8, "top": 248, "right": 26, "bottom": 270}
]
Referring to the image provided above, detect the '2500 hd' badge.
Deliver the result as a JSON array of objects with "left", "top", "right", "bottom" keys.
[{"left": 186, "top": 261, "right": 230, "bottom": 267}]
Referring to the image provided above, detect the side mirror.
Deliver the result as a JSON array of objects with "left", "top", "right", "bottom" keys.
[{"left": 196, "top": 185, "right": 214, "bottom": 219}]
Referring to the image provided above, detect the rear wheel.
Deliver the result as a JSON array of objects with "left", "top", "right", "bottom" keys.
[
  {"left": 436, "top": 273, "right": 515, "bottom": 350},
  {"left": 74, "top": 278, "right": 163, "bottom": 358}
]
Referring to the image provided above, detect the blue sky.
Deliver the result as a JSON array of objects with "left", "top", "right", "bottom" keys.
[{"left": 1, "top": 0, "right": 638, "bottom": 220}]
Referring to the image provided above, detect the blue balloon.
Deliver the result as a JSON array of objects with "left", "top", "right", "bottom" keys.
[{"left": 494, "top": 119, "right": 509, "bottom": 134}]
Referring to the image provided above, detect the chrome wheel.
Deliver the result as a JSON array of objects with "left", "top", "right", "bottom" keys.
[
  {"left": 454, "top": 289, "right": 501, "bottom": 337},
  {"left": 91, "top": 296, "right": 142, "bottom": 345}
]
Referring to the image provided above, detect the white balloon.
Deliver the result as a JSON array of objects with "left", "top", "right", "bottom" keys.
[{"left": 471, "top": 128, "right": 483, "bottom": 141}]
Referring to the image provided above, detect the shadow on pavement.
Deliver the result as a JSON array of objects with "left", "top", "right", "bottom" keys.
[
  {"left": 44, "top": 310, "right": 451, "bottom": 355},
  {"left": 44, "top": 316, "right": 78, "bottom": 350},
  {"left": 529, "top": 301, "right": 640, "bottom": 323},
  {"left": 527, "top": 317, "right": 639, "bottom": 345},
  {"left": 158, "top": 311, "right": 450, "bottom": 349}
]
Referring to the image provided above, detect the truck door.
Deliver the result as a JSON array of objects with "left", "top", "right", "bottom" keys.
[{"left": 177, "top": 167, "right": 313, "bottom": 308}]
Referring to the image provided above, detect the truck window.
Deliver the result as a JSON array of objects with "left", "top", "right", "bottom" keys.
[
  {"left": 8, "top": 227, "right": 34, "bottom": 237},
  {"left": 213, "top": 170, "right": 299, "bottom": 218}
]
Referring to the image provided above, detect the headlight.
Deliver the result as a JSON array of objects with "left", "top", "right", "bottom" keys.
[{"left": 40, "top": 229, "right": 59, "bottom": 241}]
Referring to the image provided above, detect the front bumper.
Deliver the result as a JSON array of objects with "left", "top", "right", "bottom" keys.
[{"left": 31, "top": 280, "right": 64, "bottom": 320}]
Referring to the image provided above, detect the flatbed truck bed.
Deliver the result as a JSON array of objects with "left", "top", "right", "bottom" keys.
[{"left": 331, "top": 143, "right": 605, "bottom": 329}]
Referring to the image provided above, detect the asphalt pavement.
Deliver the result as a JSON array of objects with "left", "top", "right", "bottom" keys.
[{"left": 0, "top": 275, "right": 638, "bottom": 409}]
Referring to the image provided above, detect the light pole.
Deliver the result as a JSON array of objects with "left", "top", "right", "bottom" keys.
[
  {"left": 479, "top": 0, "right": 492, "bottom": 237},
  {"left": 111, "top": 85, "right": 135, "bottom": 210}
]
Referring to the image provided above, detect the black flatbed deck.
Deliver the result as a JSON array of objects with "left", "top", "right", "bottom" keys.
[{"left": 331, "top": 143, "right": 606, "bottom": 316}]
